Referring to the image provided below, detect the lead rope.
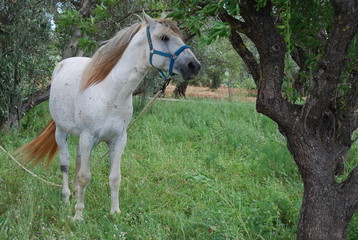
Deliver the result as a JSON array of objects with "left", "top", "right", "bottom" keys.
[
  {"left": 0, "top": 144, "right": 62, "bottom": 188},
  {"left": 0, "top": 76, "right": 172, "bottom": 188}
]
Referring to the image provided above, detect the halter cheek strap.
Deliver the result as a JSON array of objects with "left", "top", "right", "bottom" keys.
[{"left": 146, "top": 26, "right": 190, "bottom": 80}]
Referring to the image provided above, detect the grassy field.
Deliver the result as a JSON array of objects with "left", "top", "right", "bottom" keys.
[{"left": 0, "top": 98, "right": 357, "bottom": 239}]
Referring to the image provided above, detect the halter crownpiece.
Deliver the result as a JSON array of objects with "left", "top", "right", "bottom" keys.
[{"left": 146, "top": 26, "right": 190, "bottom": 80}]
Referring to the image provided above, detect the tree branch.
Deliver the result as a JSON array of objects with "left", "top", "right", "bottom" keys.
[
  {"left": 20, "top": 85, "right": 51, "bottom": 114},
  {"left": 234, "top": 0, "right": 301, "bottom": 130},
  {"left": 304, "top": 0, "right": 358, "bottom": 121},
  {"left": 100, "top": 9, "right": 170, "bottom": 29},
  {"left": 290, "top": 45, "right": 310, "bottom": 95},
  {"left": 218, "top": 11, "right": 260, "bottom": 85},
  {"left": 218, "top": 11, "right": 248, "bottom": 34},
  {"left": 291, "top": 45, "right": 307, "bottom": 71},
  {"left": 227, "top": 29, "right": 260, "bottom": 86},
  {"left": 340, "top": 165, "right": 358, "bottom": 211},
  {"left": 337, "top": 67, "right": 358, "bottom": 138},
  {"left": 346, "top": 66, "right": 358, "bottom": 133},
  {"left": 79, "top": 0, "right": 98, "bottom": 18}
]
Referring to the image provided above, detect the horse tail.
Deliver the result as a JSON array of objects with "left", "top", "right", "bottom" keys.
[{"left": 17, "top": 119, "right": 58, "bottom": 167}]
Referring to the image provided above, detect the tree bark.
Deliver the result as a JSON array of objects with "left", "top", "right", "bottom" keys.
[{"left": 298, "top": 183, "right": 350, "bottom": 240}]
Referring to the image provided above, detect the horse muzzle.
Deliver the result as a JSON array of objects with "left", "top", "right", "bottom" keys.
[{"left": 177, "top": 57, "right": 201, "bottom": 80}]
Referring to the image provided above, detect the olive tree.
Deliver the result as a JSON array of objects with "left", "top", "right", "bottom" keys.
[
  {"left": 0, "top": 0, "right": 59, "bottom": 129},
  {"left": 172, "top": 0, "right": 357, "bottom": 239}
]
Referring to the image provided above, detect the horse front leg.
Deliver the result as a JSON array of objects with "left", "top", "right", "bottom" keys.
[
  {"left": 73, "top": 132, "right": 95, "bottom": 220},
  {"left": 55, "top": 128, "right": 70, "bottom": 203},
  {"left": 108, "top": 132, "right": 127, "bottom": 215}
]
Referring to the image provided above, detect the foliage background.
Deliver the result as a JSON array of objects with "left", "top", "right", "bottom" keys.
[
  {"left": 1, "top": 0, "right": 357, "bottom": 238},
  {"left": 0, "top": 0, "right": 59, "bottom": 128}
]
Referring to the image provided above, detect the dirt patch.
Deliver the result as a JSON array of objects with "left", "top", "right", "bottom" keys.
[{"left": 164, "top": 84, "right": 257, "bottom": 102}]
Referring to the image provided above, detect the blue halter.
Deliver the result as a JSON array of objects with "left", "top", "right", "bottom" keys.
[{"left": 146, "top": 25, "right": 190, "bottom": 80}]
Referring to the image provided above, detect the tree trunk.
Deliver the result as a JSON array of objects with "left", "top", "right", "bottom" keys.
[
  {"left": 1, "top": 112, "right": 20, "bottom": 131},
  {"left": 173, "top": 81, "right": 188, "bottom": 98},
  {"left": 227, "top": 78, "right": 232, "bottom": 102},
  {"left": 285, "top": 130, "right": 353, "bottom": 239},
  {"left": 298, "top": 188, "right": 349, "bottom": 239},
  {"left": 62, "top": 28, "right": 82, "bottom": 59}
]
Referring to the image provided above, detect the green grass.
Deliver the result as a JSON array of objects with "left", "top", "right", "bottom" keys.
[{"left": 0, "top": 98, "right": 356, "bottom": 239}]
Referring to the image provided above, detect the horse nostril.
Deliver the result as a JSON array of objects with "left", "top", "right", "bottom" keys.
[
  {"left": 188, "top": 62, "right": 196, "bottom": 71},
  {"left": 184, "top": 61, "right": 200, "bottom": 77}
]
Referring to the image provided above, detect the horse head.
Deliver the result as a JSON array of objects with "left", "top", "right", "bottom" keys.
[{"left": 143, "top": 12, "right": 201, "bottom": 80}]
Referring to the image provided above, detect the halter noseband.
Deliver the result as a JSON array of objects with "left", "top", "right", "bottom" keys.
[{"left": 146, "top": 25, "right": 190, "bottom": 80}]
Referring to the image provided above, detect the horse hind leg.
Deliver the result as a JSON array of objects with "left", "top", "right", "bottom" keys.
[
  {"left": 108, "top": 132, "right": 127, "bottom": 215},
  {"left": 55, "top": 128, "right": 71, "bottom": 203},
  {"left": 74, "top": 145, "right": 81, "bottom": 198},
  {"left": 73, "top": 132, "right": 95, "bottom": 220}
]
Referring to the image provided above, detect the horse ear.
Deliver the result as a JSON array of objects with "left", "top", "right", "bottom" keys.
[
  {"left": 143, "top": 10, "right": 156, "bottom": 27},
  {"left": 160, "top": 11, "right": 168, "bottom": 19}
]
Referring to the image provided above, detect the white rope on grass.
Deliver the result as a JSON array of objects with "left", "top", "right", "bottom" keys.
[{"left": 0, "top": 144, "right": 62, "bottom": 188}]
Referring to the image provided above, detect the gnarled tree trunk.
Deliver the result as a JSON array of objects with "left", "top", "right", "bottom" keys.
[{"left": 286, "top": 128, "right": 354, "bottom": 239}]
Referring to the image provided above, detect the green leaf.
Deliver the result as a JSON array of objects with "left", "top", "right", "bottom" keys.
[
  {"left": 277, "top": 25, "right": 286, "bottom": 29},
  {"left": 202, "top": 21, "right": 231, "bottom": 45}
]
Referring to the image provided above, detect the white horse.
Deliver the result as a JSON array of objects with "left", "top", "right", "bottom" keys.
[{"left": 18, "top": 13, "right": 200, "bottom": 220}]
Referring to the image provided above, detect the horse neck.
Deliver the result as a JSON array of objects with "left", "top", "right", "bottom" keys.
[{"left": 100, "top": 30, "right": 149, "bottom": 101}]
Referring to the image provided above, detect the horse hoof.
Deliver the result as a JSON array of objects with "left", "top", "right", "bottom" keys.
[
  {"left": 73, "top": 212, "right": 83, "bottom": 221},
  {"left": 110, "top": 209, "right": 121, "bottom": 215}
]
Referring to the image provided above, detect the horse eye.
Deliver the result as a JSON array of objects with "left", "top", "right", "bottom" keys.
[{"left": 160, "top": 35, "right": 169, "bottom": 42}]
